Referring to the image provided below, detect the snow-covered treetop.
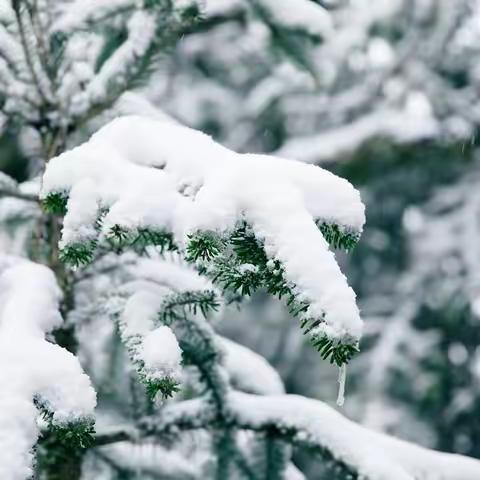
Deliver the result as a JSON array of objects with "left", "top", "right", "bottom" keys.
[
  {"left": 41, "top": 115, "right": 365, "bottom": 366},
  {"left": 0, "top": 257, "right": 96, "bottom": 480}
]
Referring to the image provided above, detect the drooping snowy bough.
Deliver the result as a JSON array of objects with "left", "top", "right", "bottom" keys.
[
  {"left": 92, "top": 254, "right": 480, "bottom": 480},
  {"left": 41, "top": 115, "right": 365, "bottom": 370},
  {"left": 0, "top": 257, "right": 96, "bottom": 480}
]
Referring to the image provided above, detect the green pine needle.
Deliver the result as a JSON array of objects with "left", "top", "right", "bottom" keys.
[
  {"left": 186, "top": 231, "right": 225, "bottom": 262},
  {"left": 135, "top": 228, "right": 178, "bottom": 253},
  {"left": 42, "top": 192, "right": 68, "bottom": 215},
  {"left": 39, "top": 407, "right": 95, "bottom": 449},
  {"left": 159, "top": 289, "right": 220, "bottom": 323},
  {"left": 49, "top": 419, "right": 96, "bottom": 449},
  {"left": 307, "top": 330, "right": 359, "bottom": 367},
  {"left": 107, "top": 224, "right": 178, "bottom": 253},
  {"left": 317, "top": 222, "right": 361, "bottom": 251},
  {"left": 60, "top": 241, "right": 96, "bottom": 267},
  {"left": 145, "top": 376, "right": 180, "bottom": 400}
]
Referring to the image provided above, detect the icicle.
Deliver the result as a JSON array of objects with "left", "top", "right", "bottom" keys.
[{"left": 336, "top": 364, "right": 347, "bottom": 407}]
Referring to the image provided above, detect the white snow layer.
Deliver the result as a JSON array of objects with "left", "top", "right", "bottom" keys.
[
  {"left": 229, "top": 392, "right": 480, "bottom": 480},
  {"left": 256, "top": 0, "right": 333, "bottom": 38},
  {"left": 53, "top": 0, "right": 135, "bottom": 33},
  {"left": 141, "top": 326, "right": 182, "bottom": 379},
  {"left": 41, "top": 115, "right": 365, "bottom": 344},
  {"left": 219, "top": 336, "right": 285, "bottom": 395},
  {"left": 277, "top": 95, "right": 439, "bottom": 164},
  {"left": 0, "top": 258, "right": 96, "bottom": 480}
]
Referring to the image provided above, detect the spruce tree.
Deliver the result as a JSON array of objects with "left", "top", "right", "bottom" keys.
[{"left": 1, "top": 2, "right": 480, "bottom": 480}]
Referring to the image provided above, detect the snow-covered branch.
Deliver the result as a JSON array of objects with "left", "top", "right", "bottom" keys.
[
  {"left": 120, "top": 390, "right": 480, "bottom": 480},
  {"left": 41, "top": 115, "right": 365, "bottom": 366},
  {"left": 0, "top": 258, "right": 96, "bottom": 480}
]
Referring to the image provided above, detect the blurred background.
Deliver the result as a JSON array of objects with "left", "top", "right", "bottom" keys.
[{"left": 2, "top": 0, "right": 480, "bottom": 476}]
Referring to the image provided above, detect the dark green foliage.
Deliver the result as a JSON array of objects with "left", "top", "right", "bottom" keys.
[
  {"left": 226, "top": 223, "right": 290, "bottom": 300},
  {"left": 38, "top": 405, "right": 96, "bottom": 450},
  {"left": 42, "top": 192, "right": 68, "bottom": 215},
  {"left": 58, "top": 217, "right": 360, "bottom": 366},
  {"left": 144, "top": 375, "right": 181, "bottom": 400},
  {"left": 191, "top": 222, "right": 359, "bottom": 366},
  {"left": 308, "top": 332, "right": 359, "bottom": 367},
  {"left": 318, "top": 222, "right": 361, "bottom": 252},
  {"left": 134, "top": 228, "right": 178, "bottom": 253},
  {"left": 212, "top": 258, "right": 262, "bottom": 296},
  {"left": 94, "top": 26, "right": 128, "bottom": 73},
  {"left": 107, "top": 224, "right": 130, "bottom": 244},
  {"left": 143, "top": 0, "right": 167, "bottom": 9},
  {"left": 299, "top": 316, "right": 359, "bottom": 367},
  {"left": 60, "top": 224, "right": 179, "bottom": 267},
  {"left": 186, "top": 230, "right": 225, "bottom": 261},
  {"left": 47, "top": 418, "right": 96, "bottom": 450},
  {"left": 36, "top": 406, "right": 95, "bottom": 480},
  {"left": 247, "top": 0, "right": 321, "bottom": 79},
  {"left": 159, "top": 289, "right": 220, "bottom": 323},
  {"left": 108, "top": 224, "right": 178, "bottom": 253},
  {"left": 179, "top": 2, "right": 203, "bottom": 23},
  {"left": 59, "top": 241, "right": 97, "bottom": 267}
]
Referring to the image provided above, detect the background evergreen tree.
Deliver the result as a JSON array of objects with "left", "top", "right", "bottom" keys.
[{"left": 1, "top": 1, "right": 480, "bottom": 480}]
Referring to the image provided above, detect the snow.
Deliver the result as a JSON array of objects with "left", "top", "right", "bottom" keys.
[
  {"left": 219, "top": 336, "right": 285, "bottom": 395},
  {"left": 203, "top": 0, "right": 242, "bottom": 17},
  {"left": 277, "top": 95, "right": 439, "bottom": 164},
  {"left": 257, "top": 0, "right": 333, "bottom": 38},
  {"left": 141, "top": 326, "right": 182, "bottom": 380},
  {"left": 121, "top": 289, "right": 165, "bottom": 338},
  {"left": 42, "top": 115, "right": 365, "bottom": 346},
  {"left": 228, "top": 391, "right": 480, "bottom": 480},
  {"left": 0, "top": 258, "right": 96, "bottom": 480},
  {"left": 114, "top": 256, "right": 222, "bottom": 387},
  {"left": 98, "top": 441, "right": 201, "bottom": 477},
  {"left": 53, "top": 0, "right": 135, "bottom": 33},
  {"left": 69, "top": 11, "right": 156, "bottom": 116},
  {"left": 129, "top": 256, "right": 216, "bottom": 294},
  {"left": 60, "top": 179, "right": 99, "bottom": 247}
]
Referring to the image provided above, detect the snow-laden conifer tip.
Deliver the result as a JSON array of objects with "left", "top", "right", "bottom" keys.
[{"left": 42, "top": 115, "right": 365, "bottom": 364}]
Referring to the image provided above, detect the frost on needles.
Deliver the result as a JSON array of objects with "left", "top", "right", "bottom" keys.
[{"left": 41, "top": 115, "right": 365, "bottom": 368}]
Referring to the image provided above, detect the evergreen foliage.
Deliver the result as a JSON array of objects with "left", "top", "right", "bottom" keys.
[{"left": 2, "top": 1, "right": 480, "bottom": 480}]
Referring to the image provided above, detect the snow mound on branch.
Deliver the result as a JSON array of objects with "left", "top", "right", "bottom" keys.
[
  {"left": 41, "top": 115, "right": 364, "bottom": 345},
  {"left": 230, "top": 392, "right": 480, "bottom": 480},
  {"left": 113, "top": 256, "right": 221, "bottom": 394},
  {"left": 142, "top": 326, "right": 182, "bottom": 379},
  {"left": 0, "top": 258, "right": 96, "bottom": 480},
  {"left": 219, "top": 336, "right": 285, "bottom": 395}
]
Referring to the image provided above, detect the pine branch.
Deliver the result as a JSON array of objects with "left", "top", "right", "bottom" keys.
[
  {"left": 190, "top": 222, "right": 360, "bottom": 366},
  {"left": 59, "top": 240, "right": 97, "bottom": 267},
  {"left": 317, "top": 221, "right": 361, "bottom": 252},
  {"left": 36, "top": 399, "right": 96, "bottom": 450},
  {"left": 158, "top": 289, "right": 220, "bottom": 324},
  {"left": 0, "top": 188, "right": 38, "bottom": 202},
  {"left": 42, "top": 191, "right": 68, "bottom": 215},
  {"left": 12, "top": 0, "right": 50, "bottom": 105}
]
